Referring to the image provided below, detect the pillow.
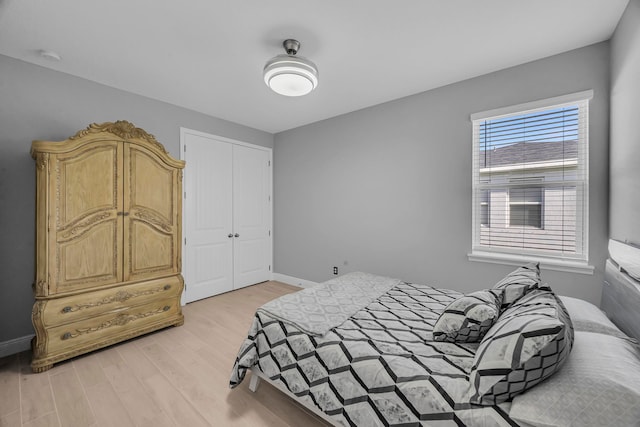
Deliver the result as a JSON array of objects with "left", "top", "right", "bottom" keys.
[
  {"left": 492, "top": 262, "right": 541, "bottom": 310},
  {"left": 558, "top": 295, "right": 632, "bottom": 340},
  {"left": 433, "top": 289, "right": 502, "bottom": 343},
  {"left": 469, "top": 289, "right": 573, "bottom": 405},
  {"left": 510, "top": 331, "right": 640, "bottom": 427}
]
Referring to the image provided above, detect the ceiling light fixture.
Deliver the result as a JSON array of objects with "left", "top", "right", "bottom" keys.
[{"left": 263, "top": 39, "right": 318, "bottom": 97}]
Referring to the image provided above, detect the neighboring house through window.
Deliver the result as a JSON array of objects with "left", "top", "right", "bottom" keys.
[
  {"left": 509, "top": 187, "right": 543, "bottom": 229},
  {"left": 469, "top": 91, "right": 593, "bottom": 273}
]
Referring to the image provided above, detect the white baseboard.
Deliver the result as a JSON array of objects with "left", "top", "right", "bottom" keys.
[
  {"left": 272, "top": 273, "right": 318, "bottom": 288},
  {"left": 0, "top": 334, "right": 33, "bottom": 358}
]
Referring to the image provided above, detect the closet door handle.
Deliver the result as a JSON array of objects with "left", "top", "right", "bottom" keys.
[
  {"left": 234, "top": 233, "right": 240, "bottom": 238},
  {"left": 228, "top": 233, "right": 234, "bottom": 238}
]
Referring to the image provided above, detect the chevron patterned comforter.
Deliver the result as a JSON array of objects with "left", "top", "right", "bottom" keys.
[{"left": 230, "top": 276, "right": 520, "bottom": 426}]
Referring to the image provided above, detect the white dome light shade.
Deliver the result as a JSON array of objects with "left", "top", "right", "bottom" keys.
[
  {"left": 263, "top": 40, "right": 319, "bottom": 97},
  {"left": 268, "top": 72, "right": 313, "bottom": 96}
]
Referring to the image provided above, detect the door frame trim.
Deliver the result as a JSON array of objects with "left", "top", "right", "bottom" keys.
[{"left": 179, "top": 127, "right": 273, "bottom": 305}]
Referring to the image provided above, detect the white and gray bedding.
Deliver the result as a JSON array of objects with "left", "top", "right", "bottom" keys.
[
  {"left": 256, "top": 272, "right": 401, "bottom": 336},
  {"left": 229, "top": 269, "right": 640, "bottom": 427},
  {"left": 231, "top": 275, "right": 517, "bottom": 426}
]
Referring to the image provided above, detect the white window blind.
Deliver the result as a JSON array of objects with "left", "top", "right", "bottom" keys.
[{"left": 471, "top": 92, "right": 591, "bottom": 263}]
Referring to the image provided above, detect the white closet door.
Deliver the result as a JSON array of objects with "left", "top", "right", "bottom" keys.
[
  {"left": 233, "top": 145, "right": 271, "bottom": 288},
  {"left": 183, "top": 133, "right": 234, "bottom": 303}
]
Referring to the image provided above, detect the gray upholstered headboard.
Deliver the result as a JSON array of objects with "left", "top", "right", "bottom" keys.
[{"left": 601, "top": 241, "right": 640, "bottom": 342}]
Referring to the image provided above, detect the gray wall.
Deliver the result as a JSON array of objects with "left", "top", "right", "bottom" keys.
[
  {"left": 0, "top": 54, "right": 273, "bottom": 344},
  {"left": 610, "top": 0, "right": 640, "bottom": 245},
  {"left": 274, "top": 42, "right": 610, "bottom": 305}
]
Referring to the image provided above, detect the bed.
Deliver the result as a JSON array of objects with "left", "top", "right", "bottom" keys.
[{"left": 230, "top": 244, "right": 640, "bottom": 427}]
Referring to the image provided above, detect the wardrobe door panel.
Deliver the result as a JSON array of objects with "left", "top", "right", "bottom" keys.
[
  {"left": 51, "top": 142, "right": 123, "bottom": 294},
  {"left": 124, "top": 144, "right": 180, "bottom": 281}
]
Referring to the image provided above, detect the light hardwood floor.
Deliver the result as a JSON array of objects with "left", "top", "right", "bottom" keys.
[{"left": 0, "top": 281, "right": 331, "bottom": 427}]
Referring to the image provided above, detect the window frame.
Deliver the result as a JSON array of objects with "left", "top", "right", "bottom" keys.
[{"left": 468, "top": 90, "right": 594, "bottom": 275}]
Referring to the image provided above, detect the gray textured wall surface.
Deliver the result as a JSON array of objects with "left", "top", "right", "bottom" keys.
[
  {"left": 274, "top": 42, "right": 610, "bottom": 305},
  {"left": 610, "top": 0, "right": 640, "bottom": 245}
]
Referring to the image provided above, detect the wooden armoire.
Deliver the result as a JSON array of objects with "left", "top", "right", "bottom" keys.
[{"left": 30, "top": 121, "right": 185, "bottom": 372}]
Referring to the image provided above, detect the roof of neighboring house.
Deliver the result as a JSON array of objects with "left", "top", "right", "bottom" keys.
[{"left": 480, "top": 140, "right": 578, "bottom": 168}]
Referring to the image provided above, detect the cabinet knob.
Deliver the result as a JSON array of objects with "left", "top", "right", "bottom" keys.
[
  {"left": 62, "top": 306, "right": 72, "bottom": 313},
  {"left": 163, "top": 284, "right": 171, "bottom": 291},
  {"left": 228, "top": 233, "right": 234, "bottom": 238},
  {"left": 163, "top": 305, "right": 170, "bottom": 312},
  {"left": 234, "top": 233, "right": 240, "bottom": 238},
  {"left": 61, "top": 332, "right": 72, "bottom": 340}
]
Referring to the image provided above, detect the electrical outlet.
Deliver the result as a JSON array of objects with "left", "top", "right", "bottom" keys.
[{"left": 333, "top": 266, "right": 338, "bottom": 275}]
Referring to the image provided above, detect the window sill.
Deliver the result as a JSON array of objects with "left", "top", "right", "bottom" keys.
[{"left": 468, "top": 251, "right": 594, "bottom": 275}]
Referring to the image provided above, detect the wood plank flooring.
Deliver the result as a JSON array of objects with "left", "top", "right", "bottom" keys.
[{"left": 0, "top": 281, "right": 331, "bottom": 427}]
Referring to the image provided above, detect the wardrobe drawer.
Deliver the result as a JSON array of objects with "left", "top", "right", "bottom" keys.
[
  {"left": 45, "top": 298, "right": 181, "bottom": 355},
  {"left": 41, "top": 276, "right": 183, "bottom": 327}
]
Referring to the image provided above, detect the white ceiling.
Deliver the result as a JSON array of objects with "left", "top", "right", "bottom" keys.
[{"left": 0, "top": 0, "right": 629, "bottom": 134}]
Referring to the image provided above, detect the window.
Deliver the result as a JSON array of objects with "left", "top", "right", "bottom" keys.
[
  {"left": 470, "top": 91, "right": 592, "bottom": 269},
  {"left": 509, "top": 187, "right": 542, "bottom": 228},
  {"left": 480, "top": 189, "right": 490, "bottom": 227}
]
